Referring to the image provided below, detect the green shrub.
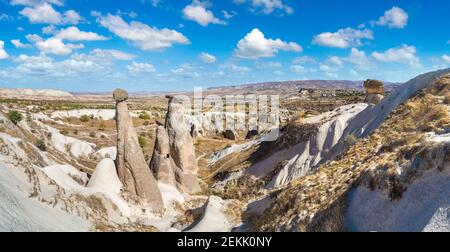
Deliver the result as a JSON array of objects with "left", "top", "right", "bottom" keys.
[
  {"left": 35, "top": 139, "right": 46, "bottom": 151},
  {"left": 60, "top": 129, "right": 69, "bottom": 135},
  {"left": 138, "top": 135, "right": 146, "bottom": 149},
  {"left": 139, "top": 112, "right": 151, "bottom": 120},
  {"left": 6, "top": 110, "right": 23, "bottom": 125},
  {"left": 79, "top": 115, "right": 90, "bottom": 122},
  {"left": 89, "top": 132, "right": 96, "bottom": 138}
]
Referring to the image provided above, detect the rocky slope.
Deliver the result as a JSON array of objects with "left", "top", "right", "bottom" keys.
[{"left": 250, "top": 70, "right": 449, "bottom": 231}]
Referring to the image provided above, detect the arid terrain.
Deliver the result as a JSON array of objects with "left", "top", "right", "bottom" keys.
[{"left": 0, "top": 69, "right": 449, "bottom": 232}]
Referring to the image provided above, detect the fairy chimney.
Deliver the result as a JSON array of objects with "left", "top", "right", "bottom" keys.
[
  {"left": 364, "top": 79, "right": 385, "bottom": 104},
  {"left": 150, "top": 96, "right": 201, "bottom": 194},
  {"left": 114, "top": 88, "right": 164, "bottom": 213}
]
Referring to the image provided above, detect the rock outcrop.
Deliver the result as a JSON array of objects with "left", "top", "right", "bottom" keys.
[
  {"left": 364, "top": 79, "right": 385, "bottom": 104},
  {"left": 114, "top": 89, "right": 164, "bottom": 213},
  {"left": 151, "top": 96, "right": 201, "bottom": 194}
]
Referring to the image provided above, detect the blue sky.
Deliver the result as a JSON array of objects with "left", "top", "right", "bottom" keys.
[{"left": 0, "top": 0, "right": 449, "bottom": 92}]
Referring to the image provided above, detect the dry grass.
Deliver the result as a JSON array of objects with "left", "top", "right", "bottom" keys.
[{"left": 251, "top": 74, "right": 450, "bottom": 232}]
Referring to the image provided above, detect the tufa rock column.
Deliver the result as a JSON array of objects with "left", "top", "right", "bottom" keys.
[
  {"left": 114, "top": 88, "right": 164, "bottom": 213},
  {"left": 150, "top": 96, "right": 201, "bottom": 194},
  {"left": 364, "top": 79, "right": 385, "bottom": 104}
]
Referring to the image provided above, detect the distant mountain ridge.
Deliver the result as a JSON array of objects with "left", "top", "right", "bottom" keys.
[{"left": 207, "top": 80, "right": 401, "bottom": 93}]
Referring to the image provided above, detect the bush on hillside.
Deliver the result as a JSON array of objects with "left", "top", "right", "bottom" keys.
[{"left": 7, "top": 110, "right": 23, "bottom": 125}]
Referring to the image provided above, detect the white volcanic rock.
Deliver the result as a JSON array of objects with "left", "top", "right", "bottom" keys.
[
  {"left": 87, "top": 158, "right": 122, "bottom": 194},
  {"left": 0, "top": 88, "right": 73, "bottom": 99},
  {"left": 186, "top": 196, "right": 232, "bottom": 232},
  {"left": 243, "top": 103, "right": 368, "bottom": 188},
  {"left": 151, "top": 97, "right": 201, "bottom": 194},
  {"left": 114, "top": 89, "right": 164, "bottom": 213}
]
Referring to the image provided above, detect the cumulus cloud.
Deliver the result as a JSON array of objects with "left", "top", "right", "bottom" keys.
[
  {"left": 11, "top": 39, "right": 31, "bottom": 48},
  {"left": 220, "top": 63, "right": 252, "bottom": 73},
  {"left": 171, "top": 63, "right": 201, "bottom": 78},
  {"left": 0, "top": 41, "right": 9, "bottom": 59},
  {"left": 10, "top": 54, "right": 107, "bottom": 78},
  {"left": 19, "top": 3, "right": 83, "bottom": 25},
  {"left": 372, "top": 45, "right": 420, "bottom": 67},
  {"left": 374, "top": 6, "right": 408, "bottom": 29},
  {"left": 127, "top": 62, "right": 156, "bottom": 74},
  {"left": 312, "top": 28, "right": 374, "bottom": 48},
  {"left": 234, "top": 0, "right": 293, "bottom": 15},
  {"left": 199, "top": 52, "right": 217, "bottom": 63},
  {"left": 55, "top": 26, "right": 108, "bottom": 41},
  {"left": 89, "top": 49, "right": 135, "bottom": 61},
  {"left": 35, "top": 37, "right": 84, "bottom": 55},
  {"left": 347, "top": 48, "right": 370, "bottom": 68},
  {"left": 442, "top": 54, "right": 450, "bottom": 64},
  {"left": 97, "top": 13, "right": 190, "bottom": 51},
  {"left": 182, "top": 1, "right": 226, "bottom": 26},
  {"left": 290, "top": 64, "right": 305, "bottom": 73},
  {"left": 234, "top": 28, "right": 302, "bottom": 59},
  {"left": 10, "top": 0, "right": 63, "bottom": 6},
  {"left": 292, "top": 56, "right": 316, "bottom": 64}
]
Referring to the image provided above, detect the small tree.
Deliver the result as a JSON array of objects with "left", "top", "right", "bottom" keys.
[
  {"left": 7, "top": 110, "right": 23, "bottom": 125},
  {"left": 79, "top": 115, "right": 90, "bottom": 122}
]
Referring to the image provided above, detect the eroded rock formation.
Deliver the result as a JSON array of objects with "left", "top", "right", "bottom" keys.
[
  {"left": 151, "top": 96, "right": 201, "bottom": 194},
  {"left": 364, "top": 79, "right": 385, "bottom": 104},
  {"left": 114, "top": 88, "right": 164, "bottom": 213}
]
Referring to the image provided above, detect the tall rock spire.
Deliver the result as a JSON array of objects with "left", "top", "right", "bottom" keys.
[
  {"left": 114, "top": 88, "right": 164, "bottom": 213},
  {"left": 151, "top": 96, "right": 201, "bottom": 194}
]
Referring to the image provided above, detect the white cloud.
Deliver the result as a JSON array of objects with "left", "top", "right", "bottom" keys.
[
  {"left": 55, "top": 26, "right": 108, "bottom": 41},
  {"left": 234, "top": 0, "right": 293, "bottom": 15},
  {"left": 10, "top": 0, "right": 63, "bottom": 6},
  {"left": 42, "top": 25, "right": 56, "bottom": 34},
  {"left": 127, "top": 62, "right": 156, "bottom": 73},
  {"left": 347, "top": 48, "right": 370, "bottom": 67},
  {"left": 290, "top": 64, "right": 305, "bottom": 73},
  {"left": 319, "top": 56, "right": 344, "bottom": 73},
  {"left": 97, "top": 13, "right": 190, "bottom": 51},
  {"left": 256, "top": 61, "right": 282, "bottom": 69},
  {"left": 26, "top": 34, "right": 43, "bottom": 42},
  {"left": 372, "top": 45, "right": 420, "bottom": 67},
  {"left": 63, "top": 10, "right": 82, "bottom": 25},
  {"left": 349, "top": 69, "right": 359, "bottom": 77},
  {"left": 90, "top": 49, "right": 135, "bottom": 61},
  {"left": 374, "top": 6, "right": 408, "bottom": 29},
  {"left": 222, "top": 10, "right": 236, "bottom": 19},
  {"left": 292, "top": 56, "right": 316, "bottom": 64},
  {"left": 35, "top": 37, "right": 84, "bottom": 55},
  {"left": 220, "top": 63, "right": 252, "bottom": 72},
  {"left": 327, "top": 56, "right": 343, "bottom": 67},
  {"left": 20, "top": 3, "right": 61, "bottom": 24},
  {"left": 313, "top": 28, "right": 373, "bottom": 48},
  {"left": 182, "top": 1, "right": 226, "bottom": 26},
  {"left": 11, "top": 39, "right": 31, "bottom": 48},
  {"left": 234, "top": 28, "right": 302, "bottom": 59},
  {"left": 171, "top": 63, "right": 201, "bottom": 78},
  {"left": 0, "top": 13, "right": 13, "bottom": 21},
  {"left": 0, "top": 41, "right": 9, "bottom": 59},
  {"left": 19, "top": 3, "right": 83, "bottom": 25},
  {"left": 11, "top": 54, "right": 106, "bottom": 78},
  {"left": 199, "top": 52, "right": 217, "bottom": 63},
  {"left": 442, "top": 54, "right": 450, "bottom": 64}
]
